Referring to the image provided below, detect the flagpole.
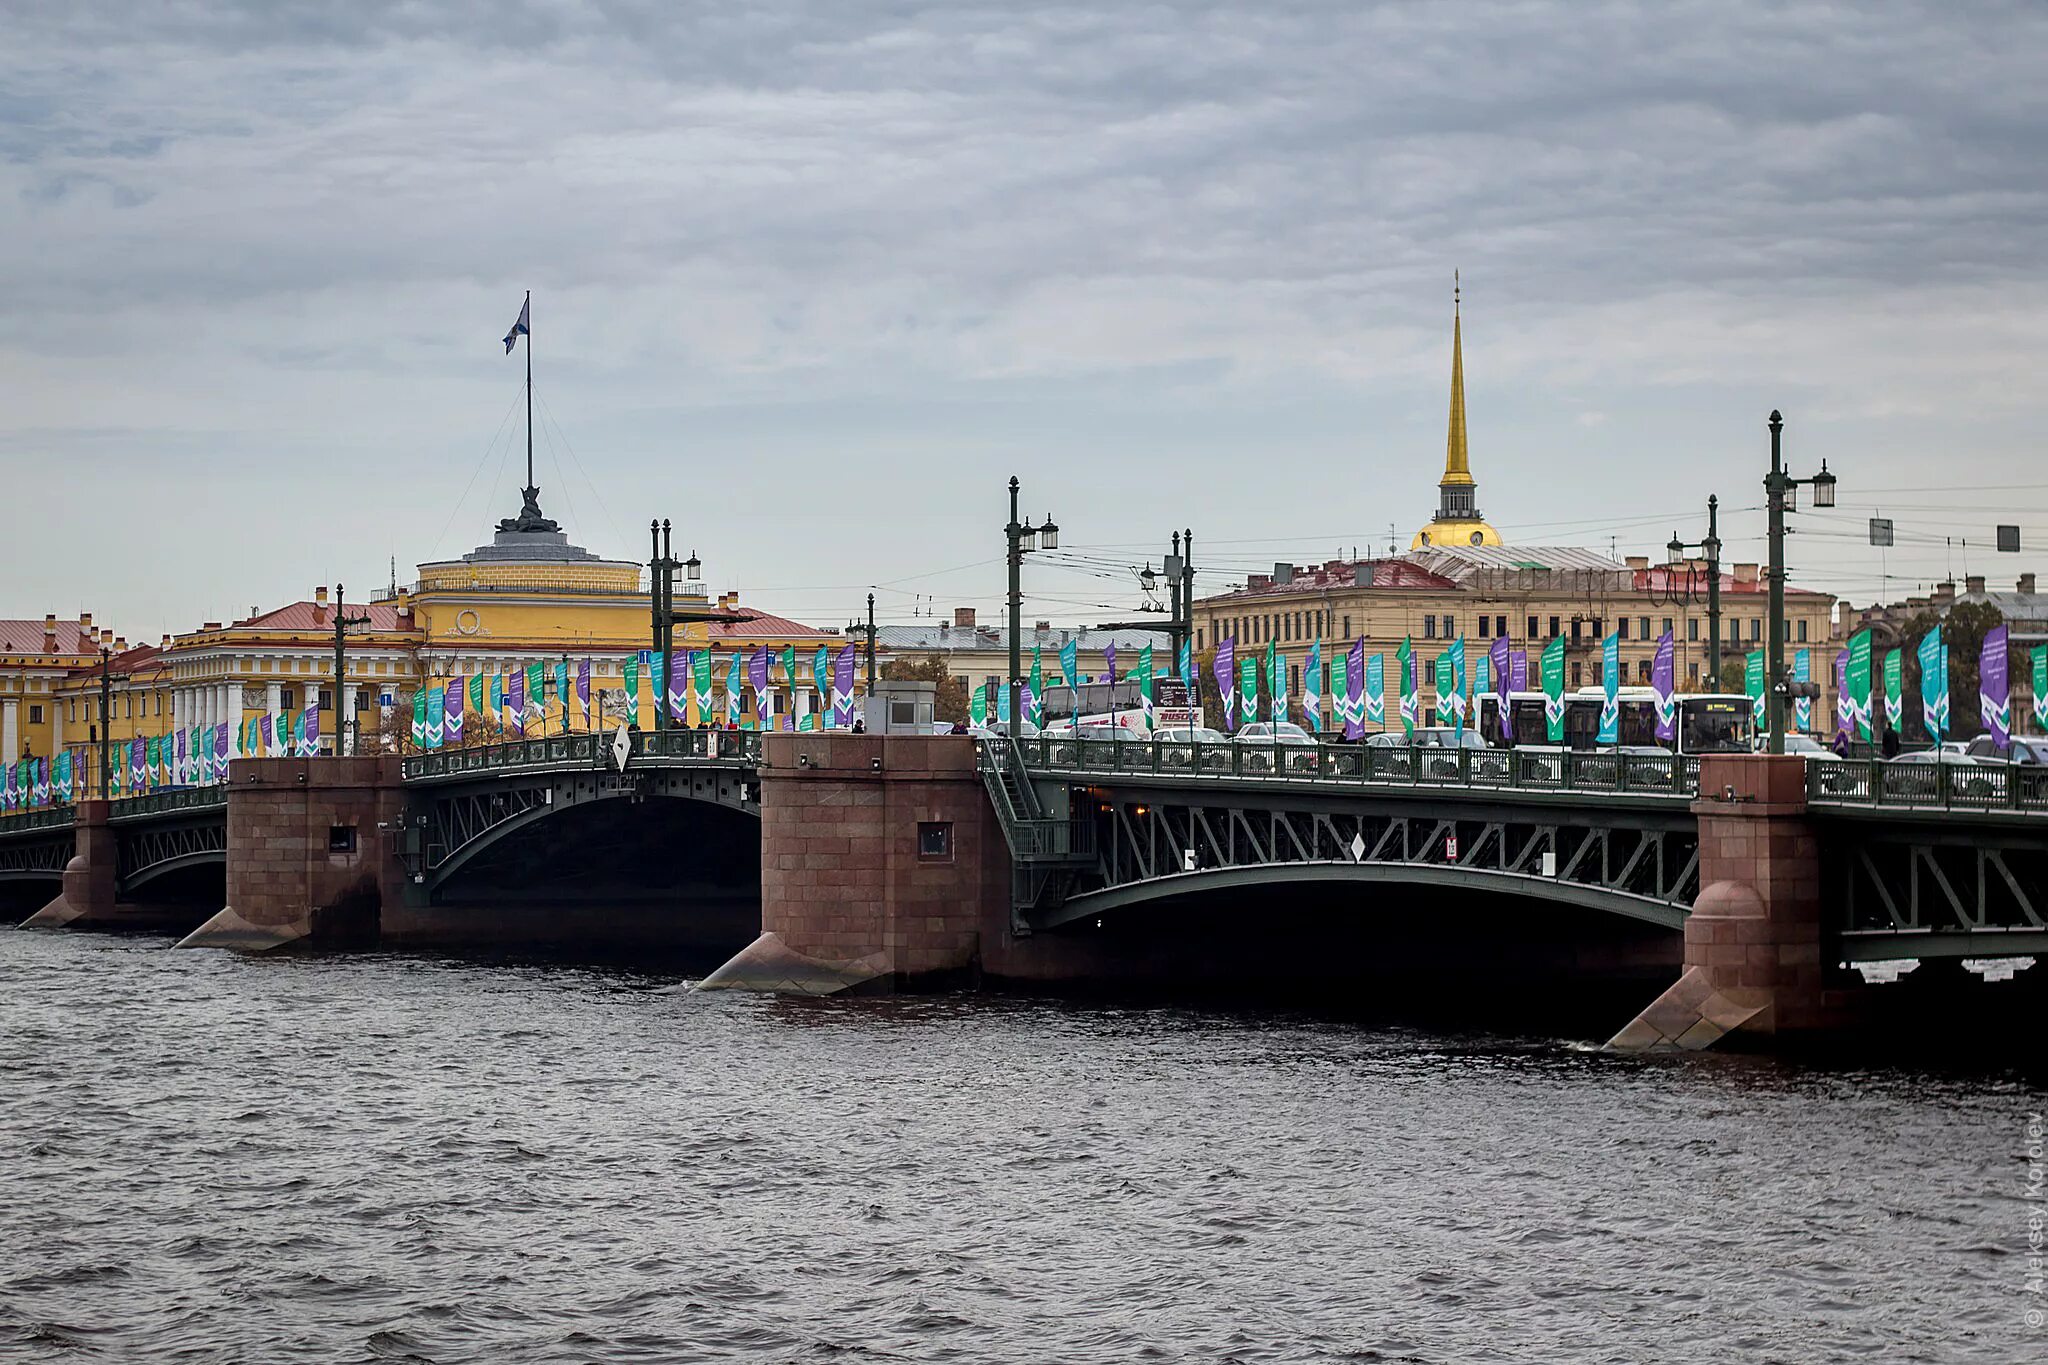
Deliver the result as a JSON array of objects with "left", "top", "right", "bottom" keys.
[{"left": 524, "top": 289, "right": 533, "bottom": 495}]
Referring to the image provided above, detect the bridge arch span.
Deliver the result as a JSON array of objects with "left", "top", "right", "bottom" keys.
[{"left": 1043, "top": 860, "right": 1689, "bottom": 932}]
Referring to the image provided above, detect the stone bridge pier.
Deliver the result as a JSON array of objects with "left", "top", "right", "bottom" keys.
[
  {"left": 1609, "top": 755, "right": 1841, "bottom": 1050},
  {"left": 19, "top": 800, "right": 116, "bottom": 930},
  {"left": 178, "top": 757, "right": 407, "bottom": 950}
]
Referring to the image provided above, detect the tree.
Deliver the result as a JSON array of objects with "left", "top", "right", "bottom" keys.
[
  {"left": 1894, "top": 601, "right": 2005, "bottom": 740},
  {"left": 882, "top": 655, "right": 969, "bottom": 725}
]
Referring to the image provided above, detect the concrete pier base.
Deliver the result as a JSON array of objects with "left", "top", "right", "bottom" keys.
[
  {"left": 1610, "top": 755, "right": 1837, "bottom": 1051},
  {"left": 16, "top": 801, "right": 122, "bottom": 931},
  {"left": 696, "top": 931, "right": 890, "bottom": 995},
  {"left": 177, "top": 757, "right": 403, "bottom": 952}
]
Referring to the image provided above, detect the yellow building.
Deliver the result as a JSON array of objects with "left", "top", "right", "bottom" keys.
[{"left": 3, "top": 486, "right": 858, "bottom": 807}]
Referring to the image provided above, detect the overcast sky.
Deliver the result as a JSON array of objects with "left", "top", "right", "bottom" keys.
[{"left": 4, "top": 1, "right": 2044, "bottom": 641}]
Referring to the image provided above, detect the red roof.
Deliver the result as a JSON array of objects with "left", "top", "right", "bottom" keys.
[
  {"left": 708, "top": 608, "right": 841, "bottom": 641},
  {"left": 1631, "top": 567, "right": 1828, "bottom": 598},
  {"left": 1209, "top": 558, "right": 1460, "bottom": 601},
  {"left": 225, "top": 601, "right": 410, "bottom": 632},
  {"left": 0, "top": 619, "right": 97, "bottom": 655}
]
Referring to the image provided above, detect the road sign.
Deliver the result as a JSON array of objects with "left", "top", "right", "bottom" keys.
[
  {"left": 1868, "top": 517, "right": 1893, "bottom": 547},
  {"left": 611, "top": 724, "right": 631, "bottom": 772}
]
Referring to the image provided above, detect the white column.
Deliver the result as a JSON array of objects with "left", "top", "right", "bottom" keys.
[
  {"left": 2, "top": 698, "right": 17, "bottom": 763},
  {"left": 265, "top": 682, "right": 282, "bottom": 755},
  {"left": 341, "top": 682, "right": 359, "bottom": 756},
  {"left": 51, "top": 694, "right": 64, "bottom": 751}
]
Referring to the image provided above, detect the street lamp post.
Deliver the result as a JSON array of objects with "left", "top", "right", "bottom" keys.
[
  {"left": 1666, "top": 494, "right": 1725, "bottom": 688},
  {"left": 96, "top": 645, "right": 113, "bottom": 799},
  {"left": 1004, "top": 477, "right": 1059, "bottom": 738},
  {"left": 331, "top": 584, "right": 372, "bottom": 757},
  {"left": 1761, "top": 410, "right": 1836, "bottom": 754}
]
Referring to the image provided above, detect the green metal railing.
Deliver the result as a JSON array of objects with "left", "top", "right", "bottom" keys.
[
  {"left": 0, "top": 804, "right": 77, "bottom": 835},
  {"left": 108, "top": 787, "right": 228, "bottom": 820},
  {"left": 402, "top": 730, "right": 763, "bottom": 780},
  {"left": 1806, "top": 758, "right": 2048, "bottom": 812},
  {"left": 1000, "top": 735, "right": 1704, "bottom": 799}
]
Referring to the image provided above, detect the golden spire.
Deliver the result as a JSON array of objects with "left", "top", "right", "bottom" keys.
[{"left": 1442, "top": 270, "right": 1472, "bottom": 486}]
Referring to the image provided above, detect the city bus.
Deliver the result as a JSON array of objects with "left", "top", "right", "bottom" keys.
[
  {"left": 1042, "top": 677, "right": 1195, "bottom": 733},
  {"left": 1474, "top": 688, "right": 1753, "bottom": 755}
]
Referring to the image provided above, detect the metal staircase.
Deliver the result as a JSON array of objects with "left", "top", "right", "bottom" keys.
[{"left": 977, "top": 737, "right": 1095, "bottom": 929}]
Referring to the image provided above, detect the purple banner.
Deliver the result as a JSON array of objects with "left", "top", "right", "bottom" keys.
[
  {"left": 577, "top": 659, "right": 591, "bottom": 728},
  {"left": 1982, "top": 624, "right": 2010, "bottom": 746},
  {"left": 1104, "top": 642, "right": 1117, "bottom": 684},
  {"left": 1834, "top": 650, "right": 1849, "bottom": 740},
  {"left": 1214, "top": 637, "right": 1236, "bottom": 730},
  {"left": 750, "top": 647, "right": 771, "bottom": 730},
  {"left": 1652, "top": 631, "right": 1677, "bottom": 743},
  {"left": 509, "top": 670, "right": 526, "bottom": 736},
  {"left": 306, "top": 705, "right": 320, "bottom": 751},
  {"left": 1489, "top": 635, "right": 1512, "bottom": 741},
  {"left": 1510, "top": 649, "right": 1528, "bottom": 693},
  {"left": 215, "top": 722, "right": 229, "bottom": 779},
  {"left": 832, "top": 643, "right": 857, "bottom": 727},
  {"left": 1344, "top": 640, "right": 1365, "bottom": 741}
]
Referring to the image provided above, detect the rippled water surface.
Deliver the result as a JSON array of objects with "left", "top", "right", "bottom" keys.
[{"left": 2, "top": 930, "right": 2039, "bottom": 1363}]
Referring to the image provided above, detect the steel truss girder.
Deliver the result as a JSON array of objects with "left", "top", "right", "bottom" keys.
[
  {"left": 1066, "top": 791, "right": 1699, "bottom": 930},
  {"left": 1838, "top": 832, "right": 2048, "bottom": 939},
  {"left": 0, "top": 831, "right": 74, "bottom": 878},
  {"left": 116, "top": 818, "right": 227, "bottom": 887},
  {"left": 413, "top": 765, "right": 759, "bottom": 892}
]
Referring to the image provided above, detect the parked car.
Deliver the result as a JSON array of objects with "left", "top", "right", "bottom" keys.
[
  {"left": 1884, "top": 747, "right": 1995, "bottom": 798},
  {"left": 1363, "top": 727, "right": 1504, "bottom": 779},
  {"left": 1233, "top": 721, "right": 1320, "bottom": 773},
  {"left": 1965, "top": 735, "right": 2048, "bottom": 766},
  {"left": 1154, "top": 726, "right": 1232, "bottom": 771}
]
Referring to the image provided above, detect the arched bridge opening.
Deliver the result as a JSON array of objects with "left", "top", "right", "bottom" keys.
[{"left": 403, "top": 790, "right": 761, "bottom": 962}]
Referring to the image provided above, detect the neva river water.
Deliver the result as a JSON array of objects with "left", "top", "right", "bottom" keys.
[{"left": 1, "top": 930, "right": 2038, "bottom": 1363}]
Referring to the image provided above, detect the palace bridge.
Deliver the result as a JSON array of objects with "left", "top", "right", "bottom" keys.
[{"left": 3, "top": 732, "right": 2045, "bottom": 1049}]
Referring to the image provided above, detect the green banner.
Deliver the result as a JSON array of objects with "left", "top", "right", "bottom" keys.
[
  {"left": 1746, "top": 650, "right": 1765, "bottom": 732},
  {"left": 1882, "top": 648, "right": 1903, "bottom": 734},
  {"left": 2034, "top": 643, "right": 2048, "bottom": 733},
  {"left": 1846, "top": 628, "right": 1872, "bottom": 742},
  {"left": 1541, "top": 636, "right": 1565, "bottom": 742},
  {"left": 1238, "top": 655, "right": 1258, "bottom": 725},
  {"left": 970, "top": 684, "right": 987, "bottom": 728}
]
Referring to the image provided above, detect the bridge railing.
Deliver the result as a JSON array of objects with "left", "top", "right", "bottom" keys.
[
  {"left": 0, "top": 805, "right": 77, "bottom": 835},
  {"left": 1005, "top": 735, "right": 1702, "bottom": 798},
  {"left": 402, "top": 729, "right": 762, "bottom": 780},
  {"left": 107, "top": 787, "right": 228, "bottom": 821},
  {"left": 1807, "top": 758, "right": 2048, "bottom": 812}
]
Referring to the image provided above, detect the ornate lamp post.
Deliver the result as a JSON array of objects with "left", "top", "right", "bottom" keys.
[
  {"left": 1762, "top": 410, "right": 1837, "bottom": 754},
  {"left": 1666, "top": 495, "right": 1725, "bottom": 689},
  {"left": 1005, "top": 478, "right": 1058, "bottom": 738}
]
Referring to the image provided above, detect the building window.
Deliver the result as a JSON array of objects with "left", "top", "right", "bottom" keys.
[
  {"left": 1639, "top": 616, "right": 1651, "bottom": 640},
  {"left": 1441, "top": 615, "right": 1455, "bottom": 638},
  {"left": 1592, "top": 618, "right": 1603, "bottom": 638},
  {"left": 1570, "top": 663, "right": 1582, "bottom": 687},
  {"left": 1571, "top": 619, "right": 1582, "bottom": 643},
  {"left": 1638, "top": 660, "right": 1652, "bottom": 683},
  {"left": 1196, "top": 628, "right": 1204, "bottom": 650},
  {"left": 1618, "top": 618, "right": 1630, "bottom": 640},
  {"left": 1549, "top": 616, "right": 1560, "bottom": 638},
  {"left": 316, "top": 689, "right": 332, "bottom": 709},
  {"left": 1748, "top": 618, "right": 1760, "bottom": 642},
  {"left": 1496, "top": 616, "right": 1507, "bottom": 639},
  {"left": 1424, "top": 616, "right": 1437, "bottom": 639},
  {"left": 1289, "top": 665, "right": 1299, "bottom": 695},
  {"left": 28, "top": 705, "right": 43, "bottom": 724},
  {"left": 1478, "top": 616, "right": 1490, "bottom": 638},
  {"left": 917, "top": 821, "right": 953, "bottom": 862},
  {"left": 1797, "top": 619, "right": 1807, "bottom": 642},
  {"left": 1527, "top": 615, "right": 1540, "bottom": 639},
  {"left": 1688, "top": 619, "right": 1699, "bottom": 642},
  {"left": 1342, "top": 616, "right": 1351, "bottom": 639},
  {"left": 328, "top": 825, "right": 357, "bottom": 854},
  {"left": 1689, "top": 662, "right": 1700, "bottom": 682},
  {"left": 1662, "top": 618, "right": 1674, "bottom": 637},
  {"left": 280, "top": 689, "right": 295, "bottom": 711}
]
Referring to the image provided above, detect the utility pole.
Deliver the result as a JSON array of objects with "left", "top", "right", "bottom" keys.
[
  {"left": 1667, "top": 496, "right": 1724, "bottom": 688},
  {"left": 866, "top": 593, "right": 878, "bottom": 695},
  {"left": 332, "top": 583, "right": 371, "bottom": 757},
  {"left": 1003, "top": 477, "right": 1059, "bottom": 737}
]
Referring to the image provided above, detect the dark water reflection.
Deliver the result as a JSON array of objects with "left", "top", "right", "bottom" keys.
[{"left": 1, "top": 930, "right": 2038, "bottom": 1362}]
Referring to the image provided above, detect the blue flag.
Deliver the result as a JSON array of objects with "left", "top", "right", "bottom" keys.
[{"left": 503, "top": 294, "right": 530, "bottom": 353}]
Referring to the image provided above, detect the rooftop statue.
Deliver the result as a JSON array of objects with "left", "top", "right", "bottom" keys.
[{"left": 498, "top": 485, "right": 561, "bottom": 535}]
